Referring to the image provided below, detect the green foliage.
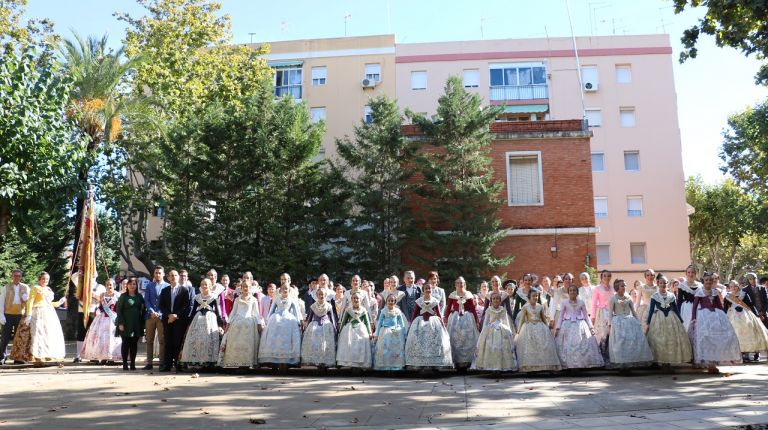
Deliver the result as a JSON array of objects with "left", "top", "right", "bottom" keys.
[
  {"left": 0, "top": 47, "right": 88, "bottom": 235},
  {"left": 116, "top": 0, "right": 271, "bottom": 115},
  {"left": 95, "top": 209, "right": 122, "bottom": 283},
  {"left": 674, "top": 0, "right": 768, "bottom": 84},
  {"left": 406, "top": 76, "right": 511, "bottom": 285},
  {"left": 720, "top": 98, "right": 768, "bottom": 199},
  {"left": 685, "top": 175, "right": 764, "bottom": 280},
  {"left": 336, "top": 96, "right": 418, "bottom": 280},
  {"left": 0, "top": 0, "right": 58, "bottom": 56},
  {"left": 156, "top": 85, "right": 350, "bottom": 283}
]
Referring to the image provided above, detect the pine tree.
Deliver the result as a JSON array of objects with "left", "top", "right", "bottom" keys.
[
  {"left": 407, "top": 76, "right": 511, "bottom": 284},
  {"left": 336, "top": 96, "right": 418, "bottom": 281}
]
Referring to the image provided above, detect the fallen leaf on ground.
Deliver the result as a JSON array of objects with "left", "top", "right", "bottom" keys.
[
  {"left": 249, "top": 418, "right": 266, "bottom": 424},
  {"left": 351, "top": 417, "right": 359, "bottom": 423}
]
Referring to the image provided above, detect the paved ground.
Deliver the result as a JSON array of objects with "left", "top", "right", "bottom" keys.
[{"left": 0, "top": 342, "right": 766, "bottom": 430}]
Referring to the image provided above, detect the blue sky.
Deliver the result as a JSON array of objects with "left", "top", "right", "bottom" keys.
[{"left": 25, "top": 0, "right": 768, "bottom": 184}]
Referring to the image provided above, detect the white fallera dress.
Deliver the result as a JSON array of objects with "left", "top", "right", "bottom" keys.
[
  {"left": 607, "top": 295, "right": 653, "bottom": 368},
  {"left": 405, "top": 296, "right": 453, "bottom": 369},
  {"left": 515, "top": 303, "right": 561, "bottom": 372},
  {"left": 473, "top": 305, "right": 518, "bottom": 371},
  {"left": 181, "top": 294, "right": 223, "bottom": 366},
  {"left": 258, "top": 296, "right": 302, "bottom": 365},
  {"left": 81, "top": 292, "right": 122, "bottom": 361},
  {"left": 218, "top": 295, "right": 261, "bottom": 367},
  {"left": 690, "top": 288, "right": 742, "bottom": 365},
  {"left": 555, "top": 299, "right": 604, "bottom": 369},
  {"left": 636, "top": 284, "right": 657, "bottom": 332},
  {"left": 300, "top": 301, "right": 337, "bottom": 367},
  {"left": 445, "top": 291, "right": 480, "bottom": 368},
  {"left": 579, "top": 284, "right": 594, "bottom": 316},
  {"left": 336, "top": 306, "right": 373, "bottom": 368},
  {"left": 725, "top": 292, "right": 768, "bottom": 353},
  {"left": 678, "top": 280, "right": 702, "bottom": 331}
]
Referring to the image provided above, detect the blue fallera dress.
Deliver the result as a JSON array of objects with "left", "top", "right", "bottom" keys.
[{"left": 373, "top": 306, "right": 409, "bottom": 371}]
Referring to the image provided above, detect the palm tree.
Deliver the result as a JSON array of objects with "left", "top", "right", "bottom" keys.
[{"left": 58, "top": 31, "right": 143, "bottom": 337}]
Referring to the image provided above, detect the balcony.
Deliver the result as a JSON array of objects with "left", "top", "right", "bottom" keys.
[
  {"left": 275, "top": 85, "right": 302, "bottom": 99},
  {"left": 489, "top": 84, "right": 548, "bottom": 102}
]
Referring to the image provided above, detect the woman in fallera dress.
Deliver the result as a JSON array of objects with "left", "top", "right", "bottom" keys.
[
  {"left": 678, "top": 265, "right": 702, "bottom": 331},
  {"left": 591, "top": 270, "right": 614, "bottom": 358},
  {"left": 689, "top": 272, "right": 742, "bottom": 372},
  {"left": 218, "top": 278, "right": 263, "bottom": 368},
  {"left": 373, "top": 294, "right": 409, "bottom": 371},
  {"left": 515, "top": 289, "right": 561, "bottom": 372},
  {"left": 405, "top": 283, "right": 453, "bottom": 370},
  {"left": 258, "top": 274, "right": 302, "bottom": 367},
  {"left": 81, "top": 278, "right": 122, "bottom": 362},
  {"left": 482, "top": 276, "right": 513, "bottom": 324},
  {"left": 475, "top": 281, "right": 489, "bottom": 321},
  {"left": 636, "top": 269, "right": 658, "bottom": 332},
  {"left": 181, "top": 279, "right": 224, "bottom": 368},
  {"left": 336, "top": 292, "right": 373, "bottom": 369},
  {"left": 378, "top": 276, "right": 405, "bottom": 310},
  {"left": 578, "top": 272, "right": 594, "bottom": 317},
  {"left": 301, "top": 287, "right": 338, "bottom": 369},
  {"left": 723, "top": 281, "right": 768, "bottom": 359},
  {"left": 554, "top": 284, "right": 604, "bottom": 370},
  {"left": 644, "top": 275, "right": 692, "bottom": 366},
  {"left": 473, "top": 292, "right": 518, "bottom": 372},
  {"left": 548, "top": 274, "right": 572, "bottom": 325},
  {"left": 10, "top": 271, "right": 66, "bottom": 365},
  {"left": 512, "top": 274, "right": 541, "bottom": 329},
  {"left": 444, "top": 277, "right": 480, "bottom": 370},
  {"left": 607, "top": 279, "right": 653, "bottom": 369}
]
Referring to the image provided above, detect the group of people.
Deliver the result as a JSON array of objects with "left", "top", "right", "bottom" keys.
[{"left": 1, "top": 264, "right": 766, "bottom": 376}]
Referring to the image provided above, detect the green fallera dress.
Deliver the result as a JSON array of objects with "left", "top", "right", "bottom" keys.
[{"left": 115, "top": 293, "right": 146, "bottom": 338}]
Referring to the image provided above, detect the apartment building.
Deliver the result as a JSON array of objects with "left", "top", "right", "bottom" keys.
[{"left": 124, "top": 33, "right": 690, "bottom": 281}]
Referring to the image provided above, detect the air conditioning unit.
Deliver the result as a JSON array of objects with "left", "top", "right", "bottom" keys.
[
  {"left": 361, "top": 78, "right": 377, "bottom": 88},
  {"left": 584, "top": 81, "right": 598, "bottom": 92}
]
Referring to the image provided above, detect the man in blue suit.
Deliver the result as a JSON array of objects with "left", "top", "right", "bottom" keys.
[
  {"left": 142, "top": 265, "right": 168, "bottom": 370},
  {"left": 397, "top": 270, "right": 421, "bottom": 322}
]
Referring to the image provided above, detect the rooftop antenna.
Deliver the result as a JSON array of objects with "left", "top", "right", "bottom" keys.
[
  {"left": 657, "top": 5, "right": 674, "bottom": 34},
  {"left": 480, "top": 17, "right": 487, "bottom": 39},
  {"left": 248, "top": 32, "right": 257, "bottom": 44},
  {"left": 565, "top": 0, "right": 586, "bottom": 122},
  {"left": 344, "top": 12, "right": 352, "bottom": 36},
  {"left": 588, "top": 2, "right": 609, "bottom": 36}
]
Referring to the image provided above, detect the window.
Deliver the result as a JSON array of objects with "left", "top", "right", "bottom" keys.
[
  {"left": 591, "top": 152, "right": 605, "bottom": 172},
  {"left": 616, "top": 64, "right": 632, "bottom": 83},
  {"left": 463, "top": 69, "right": 480, "bottom": 88},
  {"left": 363, "top": 105, "right": 373, "bottom": 124},
  {"left": 581, "top": 65, "right": 599, "bottom": 90},
  {"left": 597, "top": 244, "right": 611, "bottom": 265},
  {"left": 489, "top": 62, "right": 547, "bottom": 100},
  {"left": 310, "top": 107, "right": 326, "bottom": 123},
  {"left": 311, "top": 66, "right": 327, "bottom": 86},
  {"left": 630, "top": 243, "right": 647, "bottom": 264},
  {"left": 365, "top": 63, "right": 381, "bottom": 82},
  {"left": 152, "top": 199, "right": 166, "bottom": 218},
  {"left": 411, "top": 71, "right": 427, "bottom": 90},
  {"left": 627, "top": 196, "right": 643, "bottom": 217},
  {"left": 585, "top": 108, "right": 602, "bottom": 127},
  {"left": 594, "top": 197, "right": 608, "bottom": 218},
  {"left": 274, "top": 66, "right": 302, "bottom": 99},
  {"left": 313, "top": 148, "right": 326, "bottom": 163},
  {"left": 620, "top": 108, "right": 636, "bottom": 127},
  {"left": 506, "top": 151, "right": 543, "bottom": 206},
  {"left": 624, "top": 151, "right": 640, "bottom": 171}
]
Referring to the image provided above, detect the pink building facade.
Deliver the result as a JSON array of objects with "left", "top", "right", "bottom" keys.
[{"left": 395, "top": 34, "right": 690, "bottom": 279}]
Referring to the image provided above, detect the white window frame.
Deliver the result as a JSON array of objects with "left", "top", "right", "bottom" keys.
[
  {"left": 616, "top": 64, "right": 632, "bottom": 83},
  {"left": 623, "top": 150, "right": 640, "bottom": 171},
  {"left": 627, "top": 196, "right": 643, "bottom": 217},
  {"left": 594, "top": 196, "right": 608, "bottom": 219},
  {"left": 620, "top": 107, "right": 636, "bottom": 127},
  {"left": 630, "top": 242, "right": 647, "bottom": 264},
  {"left": 364, "top": 63, "right": 381, "bottom": 82},
  {"left": 505, "top": 151, "right": 544, "bottom": 207},
  {"left": 463, "top": 69, "right": 480, "bottom": 88},
  {"left": 311, "top": 66, "right": 327, "bottom": 86},
  {"left": 585, "top": 108, "right": 602, "bottom": 127},
  {"left": 310, "top": 107, "right": 326, "bottom": 123},
  {"left": 597, "top": 244, "right": 611, "bottom": 265},
  {"left": 411, "top": 71, "right": 427, "bottom": 90},
  {"left": 363, "top": 105, "right": 373, "bottom": 124},
  {"left": 591, "top": 152, "right": 605, "bottom": 172},
  {"left": 581, "top": 65, "right": 599, "bottom": 88}
]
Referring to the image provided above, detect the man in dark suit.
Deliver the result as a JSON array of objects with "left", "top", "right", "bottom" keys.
[
  {"left": 158, "top": 269, "right": 195, "bottom": 372},
  {"left": 397, "top": 270, "right": 421, "bottom": 322}
]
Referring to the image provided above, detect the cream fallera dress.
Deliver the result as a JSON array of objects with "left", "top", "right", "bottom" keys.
[{"left": 515, "top": 303, "right": 561, "bottom": 372}]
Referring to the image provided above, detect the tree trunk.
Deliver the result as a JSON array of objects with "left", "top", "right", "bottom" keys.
[{"left": 0, "top": 202, "right": 9, "bottom": 236}]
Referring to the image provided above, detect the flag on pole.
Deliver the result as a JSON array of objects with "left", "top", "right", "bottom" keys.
[{"left": 76, "top": 193, "right": 97, "bottom": 326}]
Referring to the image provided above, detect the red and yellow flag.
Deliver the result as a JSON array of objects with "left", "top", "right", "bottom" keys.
[{"left": 76, "top": 195, "right": 97, "bottom": 326}]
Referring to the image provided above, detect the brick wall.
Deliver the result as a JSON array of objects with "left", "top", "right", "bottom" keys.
[{"left": 493, "top": 233, "right": 597, "bottom": 280}]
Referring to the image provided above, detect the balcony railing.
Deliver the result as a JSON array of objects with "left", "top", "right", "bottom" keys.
[
  {"left": 489, "top": 84, "right": 548, "bottom": 101},
  {"left": 275, "top": 85, "right": 302, "bottom": 99}
]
